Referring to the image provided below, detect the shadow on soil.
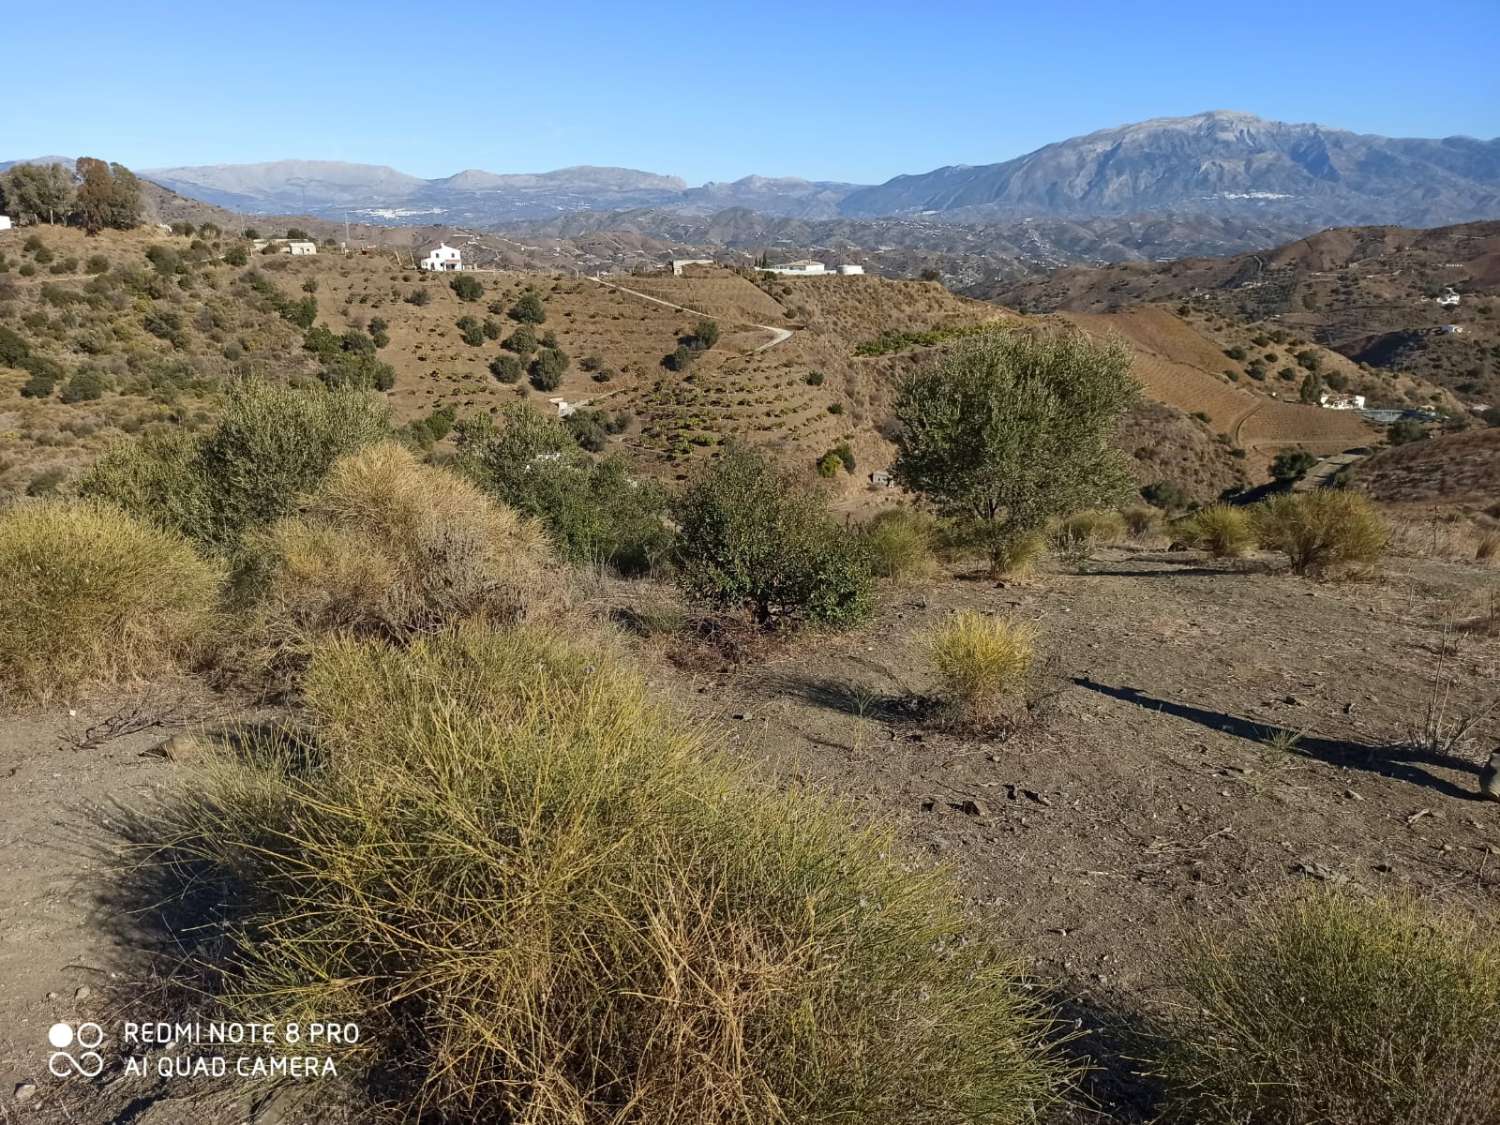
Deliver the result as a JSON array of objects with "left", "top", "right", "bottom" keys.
[
  {"left": 1074, "top": 678, "right": 1484, "bottom": 801},
  {"left": 1044, "top": 986, "right": 1166, "bottom": 1124}
]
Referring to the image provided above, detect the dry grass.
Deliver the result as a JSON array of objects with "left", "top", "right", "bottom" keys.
[
  {"left": 858, "top": 507, "right": 941, "bottom": 583},
  {"left": 1254, "top": 491, "right": 1389, "bottom": 576},
  {"left": 130, "top": 624, "right": 1072, "bottom": 1123},
  {"left": 0, "top": 500, "right": 222, "bottom": 701},
  {"left": 1053, "top": 509, "right": 1127, "bottom": 547},
  {"left": 244, "top": 442, "right": 556, "bottom": 661},
  {"left": 1155, "top": 890, "right": 1500, "bottom": 1125},
  {"left": 1178, "top": 504, "right": 1255, "bottom": 559},
  {"left": 1120, "top": 504, "right": 1162, "bottom": 539},
  {"left": 929, "top": 611, "right": 1037, "bottom": 719}
]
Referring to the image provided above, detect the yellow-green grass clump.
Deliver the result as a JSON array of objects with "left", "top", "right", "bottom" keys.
[
  {"left": 134, "top": 624, "right": 1072, "bottom": 1123},
  {"left": 929, "top": 610, "right": 1037, "bottom": 717},
  {"left": 0, "top": 500, "right": 221, "bottom": 701}
]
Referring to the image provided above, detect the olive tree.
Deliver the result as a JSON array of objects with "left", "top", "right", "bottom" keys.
[{"left": 892, "top": 328, "right": 1138, "bottom": 574}]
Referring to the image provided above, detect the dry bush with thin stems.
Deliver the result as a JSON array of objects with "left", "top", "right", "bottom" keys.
[
  {"left": 1120, "top": 504, "right": 1162, "bottom": 539},
  {"left": 929, "top": 611, "right": 1037, "bottom": 720},
  {"left": 0, "top": 500, "right": 222, "bottom": 701},
  {"left": 1382, "top": 514, "right": 1493, "bottom": 565},
  {"left": 1052, "top": 509, "right": 1126, "bottom": 547},
  {"left": 1254, "top": 491, "right": 1389, "bottom": 576},
  {"left": 130, "top": 625, "right": 1072, "bottom": 1123},
  {"left": 1177, "top": 503, "right": 1255, "bottom": 559},
  {"left": 1406, "top": 626, "right": 1499, "bottom": 757},
  {"left": 1154, "top": 890, "right": 1500, "bottom": 1125},
  {"left": 243, "top": 442, "right": 557, "bottom": 658},
  {"left": 858, "top": 507, "right": 941, "bottom": 582}
]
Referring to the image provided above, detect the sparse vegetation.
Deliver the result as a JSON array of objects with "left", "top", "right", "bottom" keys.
[
  {"left": 858, "top": 507, "right": 940, "bottom": 582},
  {"left": 0, "top": 501, "right": 221, "bottom": 700},
  {"left": 1254, "top": 491, "right": 1388, "bottom": 575},
  {"left": 1155, "top": 890, "right": 1500, "bottom": 1125},
  {"left": 929, "top": 611, "right": 1037, "bottom": 720},
  {"left": 1179, "top": 504, "right": 1255, "bottom": 558},
  {"left": 133, "top": 625, "right": 1070, "bottom": 1123}
]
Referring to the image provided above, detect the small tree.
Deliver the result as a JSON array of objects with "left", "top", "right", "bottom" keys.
[
  {"left": 489, "top": 354, "right": 523, "bottom": 383},
  {"left": 674, "top": 445, "right": 873, "bottom": 628},
  {"left": 693, "top": 318, "right": 720, "bottom": 349},
  {"left": 1298, "top": 372, "right": 1322, "bottom": 404},
  {"left": 509, "top": 290, "right": 546, "bottom": 324},
  {"left": 450, "top": 274, "right": 483, "bottom": 301},
  {"left": 1270, "top": 448, "right": 1317, "bottom": 483},
  {"left": 892, "top": 328, "right": 1139, "bottom": 574},
  {"left": 529, "top": 347, "right": 569, "bottom": 391}
]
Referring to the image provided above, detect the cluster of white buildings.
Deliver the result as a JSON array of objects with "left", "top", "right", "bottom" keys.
[
  {"left": 1319, "top": 391, "right": 1366, "bottom": 411},
  {"left": 251, "top": 238, "right": 317, "bottom": 256},
  {"left": 759, "top": 259, "right": 864, "bottom": 277}
]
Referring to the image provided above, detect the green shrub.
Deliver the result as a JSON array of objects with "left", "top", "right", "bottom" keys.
[
  {"left": 1270, "top": 448, "right": 1318, "bottom": 482},
  {"left": 1155, "top": 891, "right": 1500, "bottom": 1125},
  {"left": 1141, "top": 480, "right": 1190, "bottom": 512},
  {"left": 130, "top": 625, "right": 1069, "bottom": 1122},
  {"left": 674, "top": 445, "right": 873, "bottom": 627},
  {"left": 488, "top": 353, "right": 522, "bottom": 383},
  {"left": 81, "top": 382, "right": 391, "bottom": 551},
  {"left": 1254, "top": 491, "right": 1388, "bottom": 575},
  {"left": 509, "top": 289, "right": 546, "bottom": 324},
  {"left": 503, "top": 325, "right": 538, "bottom": 356},
  {"left": 859, "top": 508, "right": 940, "bottom": 582},
  {"left": 929, "top": 611, "right": 1036, "bottom": 719},
  {"left": 0, "top": 501, "right": 221, "bottom": 700},
  {"left": 1179, "top": 504, "right": 1255, "bottom": 558},
  {"left": 60, "top": 369, "right": 109, "bottom": 403},
  {"left": 692, "top": 317, "right": 720, "bottom": 348},
  {"left": 1121, "top": 504, "right": 1161, "bottom": 538},
  {"left": 458, "top": 405, "right": 673, "bottom": 574},
  {"left": 449, "top": 274, "right": 483, "bottom": 301},
  {"left": 243, "top": 443, "right": 554, "bottom": 655},
  {"left": 529, "top": 347, "right": 568, "bottom": 390}
]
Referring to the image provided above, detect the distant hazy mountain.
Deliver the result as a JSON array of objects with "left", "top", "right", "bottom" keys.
[
  {"left": 838, "top": 111, "right": 1500, "bottom": 226},
  {"left": 677, "top": 176, "right": 865, "bottom": 219}
]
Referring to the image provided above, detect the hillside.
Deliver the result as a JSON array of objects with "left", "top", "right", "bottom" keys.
[
  {"left": 989, "top": 221, "right": 1500, "bottom": 407},
  {"left": 1351, "top": 427, "right": 1500, "bottom": 517},
  {"left": 0, "top": 224, "right": 1261, "bottom": 507}
]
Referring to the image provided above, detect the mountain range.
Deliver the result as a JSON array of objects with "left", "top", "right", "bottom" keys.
[{"left": 105, "top": 111, "right": 1499, "bottom": 229}]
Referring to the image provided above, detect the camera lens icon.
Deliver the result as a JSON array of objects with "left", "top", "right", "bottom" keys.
[{"left": 49, "top": 1023, "right": 74, "bottom": 1049}]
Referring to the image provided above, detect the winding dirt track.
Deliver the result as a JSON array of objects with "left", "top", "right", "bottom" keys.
[{"left": 588, "top": 277, "right": 793, "bottom": 352}]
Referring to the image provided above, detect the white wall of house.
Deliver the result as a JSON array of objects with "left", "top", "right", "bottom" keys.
[
  {"left": 0, "top": 216, "right": 12, "bottom": 231},
  {"left": 421, "top": 244, "right": 462, "bottom": 271},
  {"left": 283, "top": 241, "right": 317, "bottom": 255}
]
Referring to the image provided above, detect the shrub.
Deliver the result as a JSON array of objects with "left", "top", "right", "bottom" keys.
[
  {"left": 674, "top": 445, "right": 873, "bottom": 627},
  {"left": 130, "top": 625, "right": 1069, "bottom": 1123},
  {"left": 805, "top": 370, "right": 825, "bottom": 385},
  {"left": 859, "top": 508, "right": 940, "bottom": 582},
  {"left": 1154, "top": 891, "right": 1500, "bottom": 1125},
  {"left": 1052, "top": 508, "right": 1126, "bottom": 547},
  {"left": 458, "top": 405, "right": 673, "bottom": 574},
  {"left": 529, "top": 346, "right": 568, "bottom": 390},
  {"left": 509, "top": 289, "right": 546, "bottom": 324},
  {"left": 664, "top": 344, "right": 697, "bottom": 371},
  {"left": 929, "top": 611, "right": 1036, "bottom": 719},
  {"left": 503, "top": 325, "right": 538, "bottom": 356},
  {"left": 1179, "top": 504, "right": 1255, "bottom": 558},
  {"left": 1254, "top": 491, "right": 1388, "bottom": 576},
  {"left": 488, "top": 353, "right": 522, "bottom": 383},
  {"left": 1141, "top": 480, "right": 1190, "bottom": 512},
  {"left": 60, "top": 369, "right": 109, "bottom": 403},
  {"left": 81, "top": 382, "right": 391, "bottom": 551},
  {"left": 692, "top": 317, "right": 720, "bottom": 348},
  {"left": 243, "top": 443, "right": 553, "bottom": 654},
  {"left": 456, "top": 315, "right": 485, "bottom": 347},
  {"left": 893, "top": 328, "right": 1138, "bottom": 575},
  {"left": 449, "top": 274, "right": 483, "bottom": 301},
  {"left": 1121, "top": 504, "right": 1161, "bottom": 538},
  {"left": 1271, "top": 448, "right": 1318, "bottom": 482},
  {"left": 0, "top": 501, "right": 221, "bottom": 700}
]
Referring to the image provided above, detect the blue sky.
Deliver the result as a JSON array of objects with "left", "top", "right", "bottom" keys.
[{"left": 7, "top": 0, "right": 1498, "bottom": 185}]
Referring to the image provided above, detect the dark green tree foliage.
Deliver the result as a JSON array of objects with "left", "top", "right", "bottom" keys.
[
  {"left": 2, "top": 162, "right": 74, "bottom": 224},
  {"left": 402, "top": 405, "right": 457, "bottom": 449},
  {"left": 72, "top": 158, "right": 142, "bottom": 233},
  {"left": 450, "top": 274, "right": 484, "bottom": 301},
  {"left": 1270, "top": 448, "right": 1318, "bottom": 483},
  {"left": 529, "top": 347, "right": 569, "bottom": 390},
  {"left": 457, "top": 405, "right": 672, "bottom": 574},
  {"left": 456, "top": 316, "right": 485, "bottom": 347},
  {"left": 504, "top": 326, "right": 538, "bottom": 356},
  {"left": 509, "top": 290, "right": 546, "bottom": 324},
  {"left": 60, "top": 369, "right": 109, "bottom": 403},
  {"left": 304, "top": 325, "right": 396, "bottom": 390},
  {"left": 489, "top": 353, "right": 523, "bottom": 383},
  {"left": 692, "top": 318, "right": 720, "bottom": 349},
  {"left": 0, "top": 326, "right": 31, "bottom": 367},
  {"left": 673, "top": 445, "right": 873, "bottom": 628},
  {"left": 665, "top": 345, "right": 696, "bottom": 372},
  {"left": 1298, "top": 372, "right": 1323, "bottom": 404},
  {"left": 892, "top": 329, "right": 1138, "bottom": 572}
]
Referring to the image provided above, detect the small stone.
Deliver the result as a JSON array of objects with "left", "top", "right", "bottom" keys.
[
  {"left": 1343, "top": 789, "right": 1363, "bottom": 801},
  {"left": 74, "top": 985, "right": 91, "bottom": 1000},
  {"left": 14, "top": 1083, "right": 36, "bottom": 1103},
  {"left": 155, "top": 733, "right": 205, "bottom": 761},
  {"left": 956, "top": 798, "right": 990, "bottom": 817},
  {"left": 45, "top": 991, "right": 58, "bottom": 1000},
  {"left": 919, "top": 795, "right": 940, "bottom": 813}
]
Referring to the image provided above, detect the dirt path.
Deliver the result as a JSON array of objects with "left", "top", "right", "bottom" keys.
[{"left": 588, "top": 277, "right": 794, "bottom": 352}]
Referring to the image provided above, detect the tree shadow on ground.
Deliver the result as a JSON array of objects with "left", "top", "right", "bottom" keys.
[
  {"left": 762, "top": 671, "right": 939, "bottom": 723},
  {"left": 1073, "top": 678, "right": 1483, "bottom": 801},
  {"left": 1045, "top": 985, "right": 1166, "bottom": 1124}
]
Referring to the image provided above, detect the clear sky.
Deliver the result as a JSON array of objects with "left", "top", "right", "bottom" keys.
[{"left": 7, "top": 0, "right": 1498, "bottom": 185}]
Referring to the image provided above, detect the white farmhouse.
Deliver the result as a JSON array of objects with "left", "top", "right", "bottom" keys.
[
  {"left": 761, "top": 259, "right": 826, "bottom": 276},
  {"left": 0, "top": 215, "right": 12, "bottom": 231},
  {"left": 1319, "top": 391, "right": 1366, "bottom": 410},
  {"left": 282, "top": 240, "right": 317, "bottom": 256},
  {"left": 1439, "top": 324, "right": 1465, "bottom": 335},
  {"left": 837, "top": 264, "right": 865, "bottom": 275},
  {"left": 1436, "top": 288, "right": 1461, "bottom": 307},
  {"left": 420, "top": 243, "right": 462, "bottom": 271},
  {"left": 670, "top": 258, "right": 714, "bottom": 276}
]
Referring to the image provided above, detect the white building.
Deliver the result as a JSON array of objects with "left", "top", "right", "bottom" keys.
[
  {"left": 1319, "top": 391, "right": 1366, "bottom": 410},
  {"left": 1439, "top": 324, "right": 1465, "bottom": 335},
  {"left": 837, "top": 264, "right": 865, "bottom": 276},
  {"left": 548, "top": 397, "right": 577, "bottom": 419},
  {"left": 761, "top": 259, "right": 826, "bottom": 276},
  {"left": 0, "top": 215, "right": 12, "bottom": 231},
  {"left": 670, "top": 258, "right": 714, "bottom": 276},
  {"left": 420, "top": 243, "right": 462, "bottom": 271},
  {"left": 283, "top": 240, "right": 317, "bottom": 256},
  {"left": 1436, "top": 288, "right": 1461, "bottom": 307}
]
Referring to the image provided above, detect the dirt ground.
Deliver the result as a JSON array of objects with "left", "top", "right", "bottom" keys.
[{"left": 2, "top": 543, "right": 1497, "bottom": 1123}]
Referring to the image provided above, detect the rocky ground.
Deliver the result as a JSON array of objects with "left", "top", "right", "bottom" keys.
[{"left": 2, "top": 542, "right": 1497, "bottom": 1123}]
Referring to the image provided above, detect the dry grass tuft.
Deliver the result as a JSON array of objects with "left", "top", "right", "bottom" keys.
[
  {"left": 858, "top": 507, "right": 941, "bottom": 583},
  {"left": 1254, "top": 491, "right": 1389, "bottom": 576},
  {"left": 1155, "top": 890, "right": 1500, "bottom": 1125},
  {"left": 1177, "top": 503, "right": 1255, "bottom": 559},
  {"left": 1052, "top": 509, "right": 1127, "bottom": 547},
  {"left": 929, "top": 611, "right": 1037, "bottom": 719},
  {"left": 245, "top": 442, "right": 557, "bottom": 659},
  {"left": 1120, "top": 504, "right": 1162, "bottom": 539},
  {"left": 130, "top": 625, "right": 1072, "bottom": 1123},
  {"left": 0, "top": 500, "right": 221, "bottom": 701}
]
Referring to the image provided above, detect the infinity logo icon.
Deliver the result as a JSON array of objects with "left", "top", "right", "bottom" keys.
[{"left": 47, "top": 1023, "right": 105, "bottom": 1079}]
